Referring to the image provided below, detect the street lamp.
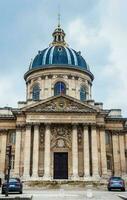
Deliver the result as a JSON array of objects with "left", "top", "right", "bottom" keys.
[{"left": 5, "top": 144, "right": 12, "bottom": 197}]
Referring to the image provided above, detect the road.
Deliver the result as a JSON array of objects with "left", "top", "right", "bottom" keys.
[{"left": 0, "top": 189, "right": 127, "bottom": 200}]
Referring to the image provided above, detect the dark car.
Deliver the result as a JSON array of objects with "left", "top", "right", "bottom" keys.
[
  {"left": 108, "top": 176, "right": 125, "bottom": 191},
  {"left": 1, "top": 178, "right": 23, "bottom": 194}
]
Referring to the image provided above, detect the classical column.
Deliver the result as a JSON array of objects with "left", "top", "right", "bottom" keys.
[
  {"left": 91, "top": 125, "right": 99, "bottom": 177},
  {"left": 72, "top": 124, "right": 79, "bottom": 179},
  {"left": 14, "top": 128, "right": 22, "bottom": 177},
  {"left": 100, "top": 128, "right": 107, "bottom": 177},
  {"left": 0, "top": 133, "right": 7, "bottom": 178},
  {"left": 119, "top": 134, "right": 126, "bottom": 175},
  {"left": 23, "top": 125, "right": 31, "bottom": 179},
  {"left": 83, "top": 125, "right": 90, "bottom": 177},
  {"left": 32, "top": 125, "right": 39, "bottom": 178},
  {"left": 43, "top": 124, "right": 51, "bottom": 180},
  {"left": 112, "top": 134, "right": 120, "bottom": 176}
]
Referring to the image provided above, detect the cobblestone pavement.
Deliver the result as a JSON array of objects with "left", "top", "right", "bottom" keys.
[{"left": 0, "top": 189, "right": 127, "bottom": 200}]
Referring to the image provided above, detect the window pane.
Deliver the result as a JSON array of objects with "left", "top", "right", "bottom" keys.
[
  {"left": 32, "top": 85, "right": 40, "bottom": 100},
  {"left": 9, "top": 132, "right": 16, "bottom": 144},
  {"left": 54, "top": 82, "right": 66, "bottom": 96},
  {"left": 107, "top": 155, "right": 112, "bottom": 170},
  {"left": 80, "top": 86, "right": 86, "bottom": 101}
]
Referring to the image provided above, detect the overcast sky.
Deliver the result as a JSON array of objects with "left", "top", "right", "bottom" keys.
[{"left": 0, "top": 0, "right": 127, "bottom": 116}]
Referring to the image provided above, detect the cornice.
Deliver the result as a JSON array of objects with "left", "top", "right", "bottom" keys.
[
  {"left": 24, "top": 65, "right": 94, "bottom": 81},
  {"left": 0, "top": 115, "right": 15, "bottom": 120}
]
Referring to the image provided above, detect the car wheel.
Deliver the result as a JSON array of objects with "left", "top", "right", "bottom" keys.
[
  {"left": 19, "top": 190, "right": 23, "bottom": 194},
  {"left": 1, "top": 190, "right": 5, "bottom": 194},
  {"left": 108, "top": 188, "right": 111, "bottom": 191},
  {"left": 121, "top": 188, "right": 125, "bottom": 191}
]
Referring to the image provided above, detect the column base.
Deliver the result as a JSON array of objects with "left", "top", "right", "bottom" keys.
[
  {"left": 101, "top": 174, "right": 109, "bottom": 179},
  {"left": 22, "top": 175, "right": 31, "bottom": 181},
  {"left": 31, "top": 175, "right": 39, "bottom": 180},
  {"left": 43, "top": 174, "right": 52, "bottom": 181},
  {"left": 83, "top": 176, "right": 92, "bottom": 181},
  {"left": 91, "top": 174, "right": 100, "bottom": 181},
  {"left": 71, "top": 174, "right": 80, "bottom": 181}
]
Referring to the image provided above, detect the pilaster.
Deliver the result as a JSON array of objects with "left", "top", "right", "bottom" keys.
[
  {"left": 14, "top": 127, "right": 22, "bottom": 177},
  {"left": 91, "top": 125, "right": 99, "bottom": 177},
  {"left": 43, "top": 124, "right": 51, "bottom": 180},
  {"left": 0, "top": 133, "right": 7, "bottom": 178},
  {"left": 32, "top": 125, "right": 39, "bottom": 178},
  {"left": 100, "top": 127, "right": 107, "bottom": 177},
  {"left": 83, "top": 125, "right": 90, "bottom": 177},
  {"left": 72, "top": 124, "right": 79, "bottom": 180},
  {"left": 23, "top": 125, "right": 31, "bottom": 179}
]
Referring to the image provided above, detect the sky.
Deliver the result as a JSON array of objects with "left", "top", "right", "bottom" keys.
[{"left": 0, "top": 0, "right": 127, "bottom": 116}]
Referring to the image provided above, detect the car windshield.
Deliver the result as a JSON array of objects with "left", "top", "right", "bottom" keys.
[
  {"left": 9, "top": 179, "right": 18, "bottom": 183},
  {"left": 110, "top": 177, "right": 122, "bottom": 181}
]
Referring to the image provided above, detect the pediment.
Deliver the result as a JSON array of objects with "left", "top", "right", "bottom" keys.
[{"left": 22, "top": 95, "right": 98, "bottom": 113}]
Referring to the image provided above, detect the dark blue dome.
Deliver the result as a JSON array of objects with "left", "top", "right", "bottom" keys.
[{"left": 31, "top": 45, "right": 90, "bottom": 71}]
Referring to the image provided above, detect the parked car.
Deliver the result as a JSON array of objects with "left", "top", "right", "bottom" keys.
[
  {"left": 108, "top": 176, "right": 125, "bottom": 191},
  {"left": 1, "top": 178, "right": 23, "bottom": 194}
]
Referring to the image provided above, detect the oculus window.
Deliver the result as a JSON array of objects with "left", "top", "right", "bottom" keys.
[
  {"left": 32, "top": 84, "right": 40, "bottom": 100},
  {"left": 54, "top": 82, "right": 66, "bottom": 96}
]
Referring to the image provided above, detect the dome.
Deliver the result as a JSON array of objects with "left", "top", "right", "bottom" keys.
[
  {"left": 30, "top": 24, "right": 90, "bottom": 72},
  {"left": 31, "top": 46, "right": 90, "bottom": 71}
]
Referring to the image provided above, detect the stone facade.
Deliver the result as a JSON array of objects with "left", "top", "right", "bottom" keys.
[{"left": 0, "top": 24, "right": 127, "bottom": 182}]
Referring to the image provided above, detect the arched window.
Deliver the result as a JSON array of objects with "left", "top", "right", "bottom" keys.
[
  {"left": 32, "top": 84, "right": 40, "bottom": 100},
  {"left": 54, "top": 82, "right": 66, "bottom": 96},
  {"left": 80, "top": 86, "right": 86, "bottom": 102}
]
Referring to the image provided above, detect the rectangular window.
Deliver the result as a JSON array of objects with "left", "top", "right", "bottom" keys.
[
  {"left": 107, "top": 155, "right": 112, "bottom": 170},
  {"left": 9, "top": 132, "right": 16, "bottom": 144},
  {"left": 105, "top": 132, "right": 111, "bottom": 145}
]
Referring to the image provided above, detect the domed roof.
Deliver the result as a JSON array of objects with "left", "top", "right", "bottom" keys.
[
  {"left": 30, "top": 24, "right": 90, "bottom": 72},
  {"left": 31, "top": 46, "right": 90, "bottom": 71}
]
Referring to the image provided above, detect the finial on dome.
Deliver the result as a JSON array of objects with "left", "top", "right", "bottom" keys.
[
  {"left": 58, "top": 4, "right": 61, "bottom": 27},
  {"left": 58, "top": 13, "right": 61, "bottom": 28},
  {"left": 51, "top": 15, "right": 67, "bottom": 46}
]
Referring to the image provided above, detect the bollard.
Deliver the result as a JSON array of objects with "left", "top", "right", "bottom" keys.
[{"left": 86, "top": 189, "right": 93, "bottom": 199}]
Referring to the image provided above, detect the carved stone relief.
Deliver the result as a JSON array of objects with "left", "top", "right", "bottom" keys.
[
  {"left": 78, "top": 126, "right": 83, "bottom": 147},
  {"left": 51, "top": 125, "right": 72, "bottom": 149},
  {"left": 39, "top": 125, "right": 45, "bottom": 150}
]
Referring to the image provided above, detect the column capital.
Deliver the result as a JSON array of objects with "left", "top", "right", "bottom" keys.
[
  {"left": 72, "top": 123, "right": 78, "bottom": 129},
  {"left": 91, "top": 124, "right": 97, "bottom": 130},
  {"left": 98, "top": 125, "right": 105, "bottom": 130},
  {"left": 44, "top": 123, "right": 51, "bottom": 130},
  {"left": 16, "top": 126, "right": 22, "bottom": 131},
  {"left": 34, "top": 124, "right": 40, "bottom": 130},
  {"left": 26, "top": 123, "right": 32, "bottom": 129},
  {"left": 82, "top": 124, "right": 88, "bottom": 129}
]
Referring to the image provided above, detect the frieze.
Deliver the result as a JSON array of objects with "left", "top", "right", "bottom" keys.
[{"left": 108, "top": 130, "right": 126, "bottom": 135}]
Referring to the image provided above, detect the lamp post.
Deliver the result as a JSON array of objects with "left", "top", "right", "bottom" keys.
[{"left": 5, "top": 145, "right": 12, "bottom": 197}]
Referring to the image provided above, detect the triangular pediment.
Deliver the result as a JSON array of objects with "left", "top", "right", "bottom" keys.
[{"left": 22, "top": 95, "right": 99, "bottom": 113}]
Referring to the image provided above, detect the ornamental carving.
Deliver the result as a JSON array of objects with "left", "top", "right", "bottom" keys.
[
  {"left": 78, "top": 126, "right": 83, "bottom": 146},
  {"left": 27, "top": 96, "right": 96, "bottom": 113},
  {"left": 39, "top": 126, "right": 45, "bottom": 150},
  {"left": 51, "top": 125, "right": 72, "bottom": 149}
]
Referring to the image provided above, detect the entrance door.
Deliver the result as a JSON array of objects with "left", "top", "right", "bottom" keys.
[{"left": 54, "top": 152, "right": 68, "bottom": 179}]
